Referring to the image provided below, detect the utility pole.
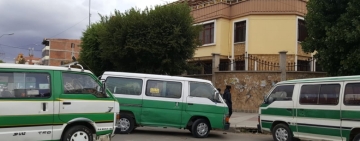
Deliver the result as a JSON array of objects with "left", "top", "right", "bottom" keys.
[
  {"left": 89, "top": 0, "right": 91, "bottom": 27},
  {"left": 28, "top": 47, "right": 34, "bottom": 65},
  {"left": 71, "top": 43, "right": 75, "bottom": 59}
]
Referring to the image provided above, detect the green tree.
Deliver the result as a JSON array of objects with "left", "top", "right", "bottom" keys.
[
  {"left": 79, "top": 21, "right": 114, "bottom": 76},
  {"left": 0, "top": 60, "right": 5, "bottom": 63},
  {"left": 79, "top": 3, "right": 201, "bottom": 76},
  {"left": 301, "top": 0, "right": 360, "bottom": 76}
]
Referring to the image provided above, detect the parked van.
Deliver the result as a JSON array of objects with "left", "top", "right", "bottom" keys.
[
  {"left": 100, "top": 71, "right": 230, "bottom": 138},
  {"left": 258, "top": 75, "right": 360, "bottom": 141},
  {"left": 0, "top": 63, "right": 119, "bottom": 141}
]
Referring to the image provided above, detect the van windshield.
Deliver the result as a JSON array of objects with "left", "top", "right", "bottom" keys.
[
  {"left": 62, "top": 72, "right": 109, "bottom": 98},
  {"left": 267, "top": 85, "right": 295, "bottom": 101}
]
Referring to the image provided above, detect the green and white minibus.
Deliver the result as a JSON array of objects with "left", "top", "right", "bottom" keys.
[
  {"left": 0, "top": 63, "right": 119, "bottom": 141},
  {"left": 100, "top": 71, "right": 230, "bottom": 138},
  {"left": 259, "top": 75, "right": 360, "bottom": 141}
]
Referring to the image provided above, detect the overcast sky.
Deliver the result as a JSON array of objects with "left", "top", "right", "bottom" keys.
[{"left": 0, "top": 0, "right": 177, "bottom": 63}]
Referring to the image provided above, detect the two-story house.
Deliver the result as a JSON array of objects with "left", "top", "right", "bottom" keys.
[{"left": 173, "top": 0, "right": 318, "bottom": 75}]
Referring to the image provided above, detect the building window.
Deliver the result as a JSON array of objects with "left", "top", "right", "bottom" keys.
[
  {"left": 234, "top": 21, "right": 246, "bottom": 43},
  {"left": 42, "top": 50, "right": 49, "bottom": 57},
  {"left": 42, "top": 60, "right": 49, "bottom": 66},
  {"left": 199, "top": 22, "right": 214, "bottom": 45},
  {"left": 298, "top": 19, "right": 308, "bottom": 42}
]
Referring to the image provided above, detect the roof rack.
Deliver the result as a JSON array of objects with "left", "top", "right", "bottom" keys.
[{"left": 60, "top": 61, "right": 84, "bottom": 72}]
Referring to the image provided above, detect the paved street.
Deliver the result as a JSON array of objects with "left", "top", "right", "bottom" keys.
[{"left": 111, "top": 127, "right": 273, "bottom": 141}]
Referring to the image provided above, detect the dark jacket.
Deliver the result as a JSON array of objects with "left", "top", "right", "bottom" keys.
[{"left": 223, "top": 89, "right": 232, "bottom": 108}]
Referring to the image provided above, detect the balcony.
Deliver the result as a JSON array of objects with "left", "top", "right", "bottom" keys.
[{"left": 190, "top": 0, "right": 308, "bottom": 23}]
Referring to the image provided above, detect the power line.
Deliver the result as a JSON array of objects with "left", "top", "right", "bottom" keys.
[
  {"left": 17, "top": 17, "right": 88, "bottom": 47},
  {"left": 0, "top": 44, "right": 42, "bottom": 51},
  {"left": 49, "top": 17, "right": 88, "bottom": 38}
]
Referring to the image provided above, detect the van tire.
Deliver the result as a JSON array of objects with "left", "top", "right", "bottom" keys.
[
  {"left": 115, "top": 114, "right": 135, "bottom": 134},
  {"left": 354, "top": 133, "right": 360, "bottom": 141},
  {"left": 191, "top": 119, "right": 210, "bottom": 138},
  {"left": 62, "top": 125, "right": 93, "bottom": 141},
  {"left": 272, "top": 123, "right": 293, "bottom": 141}
]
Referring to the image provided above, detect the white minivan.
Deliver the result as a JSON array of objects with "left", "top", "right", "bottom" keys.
[
  {"left": 100, "top": 71, "right": 230, "bottom": 138},
  {"left": 259, "top": 75, "right": 360, "bottom": 141}
]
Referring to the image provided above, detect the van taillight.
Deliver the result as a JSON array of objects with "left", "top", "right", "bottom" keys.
[
  {"left": 258, "top": 115, "right": 260, "bottom": 123},
  {"left": 116, "top": 114, "right": 120, "bottom": 120}
]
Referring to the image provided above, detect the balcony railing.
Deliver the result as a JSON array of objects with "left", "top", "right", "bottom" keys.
[{"left": 190, "top": 0, "right": 308, "bottom": 23}]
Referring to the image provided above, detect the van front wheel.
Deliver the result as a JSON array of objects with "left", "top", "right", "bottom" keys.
[
  {"left": 62, "top": 125, "right": 93, "bottom": 141},
  {"left": 272, "top": 123, "right": 293, "bottom": 141},
  {"left": 115, "top": 114, "right": 135, "bottom": 134},
  {"left": 353, "top": 133, "right": 360, "bottom": 141},
  {"left": 191, "top": 119, "right": 210, "bottom": 138}
]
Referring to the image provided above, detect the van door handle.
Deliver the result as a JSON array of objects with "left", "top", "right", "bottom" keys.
[
  {"left": 42, "top": 103, "right": 46, "bottom": 111},
  {"left": 188, "top": 103, "right": 193, "bottom": 105},
  {"left": 63, "top": 102, "right": 71, "bottom": 105},
  {"left": 286, "top": 108, "right": 292, "bottom": 111}
]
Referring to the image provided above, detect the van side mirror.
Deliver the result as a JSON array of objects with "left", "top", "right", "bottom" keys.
[
  {"left": 101, "top": 81, "right": 109, "bottom": 97},
  {"left": 102, "top": 81, "right": 106, "bottom": 93}
]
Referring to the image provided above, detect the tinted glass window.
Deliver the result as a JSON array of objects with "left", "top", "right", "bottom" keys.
[
  {"left": 145, "top": 80, "right": 182, "bottom": 99},
  {"left": 344, "top": 83, "right": 360, "bottom": 105},
  {"left": 267, "top": 85, "right": 294, "bottom": 101},
  {"left": 62, "top": 73, "right": 107, "bottom": 97},
  {"left": 189, "top": 82, "right": 215, "bottom": 101},
  {"left": 300, "top": 84, "right": 340, "bottom": 105},
  {"left": 105, "top": 77, "right": 142, "bottom": 95},
  {"left": 0, "top": 72, "right": 51, "bottom": 98}
]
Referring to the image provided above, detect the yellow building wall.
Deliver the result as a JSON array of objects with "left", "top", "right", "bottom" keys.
[
  {"left": 194, "top": 18, "right": 231, "bottom": 58},
  {"left": 194, "top": 15, "right": 299, "bottom": 57},
  {"left": 245, "top": 15, "right": 297, "bottom": 54}
]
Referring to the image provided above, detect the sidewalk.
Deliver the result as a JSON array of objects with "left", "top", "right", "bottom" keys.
[{"left": 228, "top": 112, "right": 259, "bottom": 133}]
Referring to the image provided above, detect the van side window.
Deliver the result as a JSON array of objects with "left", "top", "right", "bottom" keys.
[
  {"left": 344, "top": 83, "right": 360, "bottom": 105},
  {"left": 62, "top": 73, "right": 105, "bottom": 97},
  {"left": 0, "top": 72, "right": 51, "bottom": 98},
  {"left": 267, "top": 85, "right": 294, "bottom": 101},
  {"left": 299, "top": 84, "right": 340, "bottom": 105},
  {"left": 105, "top": 77, "right": 142, "bottom": 95},
  {"left": 189, "top": 82, "right": 215, "bottom": 101},
  {"left": 145, "top": 80, "right": 182, "bottom": 98}
]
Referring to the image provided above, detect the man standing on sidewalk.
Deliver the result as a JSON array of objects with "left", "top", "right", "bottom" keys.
[{"left": 223, "top": 85, "right": 233, "bottom": 117}]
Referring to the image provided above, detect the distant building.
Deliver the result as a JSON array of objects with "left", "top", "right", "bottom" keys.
[
  {"left": 41, "top": 38, "right": 81, "bottom": 66},
  {"left": 14, "top": 53, "right": 42, "bottom": 65}
]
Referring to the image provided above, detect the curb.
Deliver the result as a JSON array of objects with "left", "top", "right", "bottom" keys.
[{"left": 228, "top": 127, "right": 271, "bottom": 135}]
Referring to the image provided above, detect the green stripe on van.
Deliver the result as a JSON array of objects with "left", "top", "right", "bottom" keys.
[{"left": 0, "top": 113, "right": 113, "bottom": 128}]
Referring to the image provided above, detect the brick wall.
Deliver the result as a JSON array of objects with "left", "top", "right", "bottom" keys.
[{"left": 47, "top": 39, "right": 81, "bottom": 66}]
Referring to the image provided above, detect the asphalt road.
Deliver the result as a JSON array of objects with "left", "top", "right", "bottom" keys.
[{"left": 111, "top": 127, "right": 273, "bottom": 141}]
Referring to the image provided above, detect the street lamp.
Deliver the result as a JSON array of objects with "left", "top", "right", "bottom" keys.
[{"left": 0, "top": 33, "right": 14, "bottom": 39}]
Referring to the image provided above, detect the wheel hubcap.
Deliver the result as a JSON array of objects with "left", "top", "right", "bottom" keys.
[
  {"left": 70, "top": 131, "right": 88, "bottom": 141},
  {"left": 196, "top": 123, "right": 208, "bottom": 136},
  {"left": 118, "top": 118, "right": 130, "bottom": 131},
  {"left": 275, "top": 128, "right": 288, "bottom": 141}
]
